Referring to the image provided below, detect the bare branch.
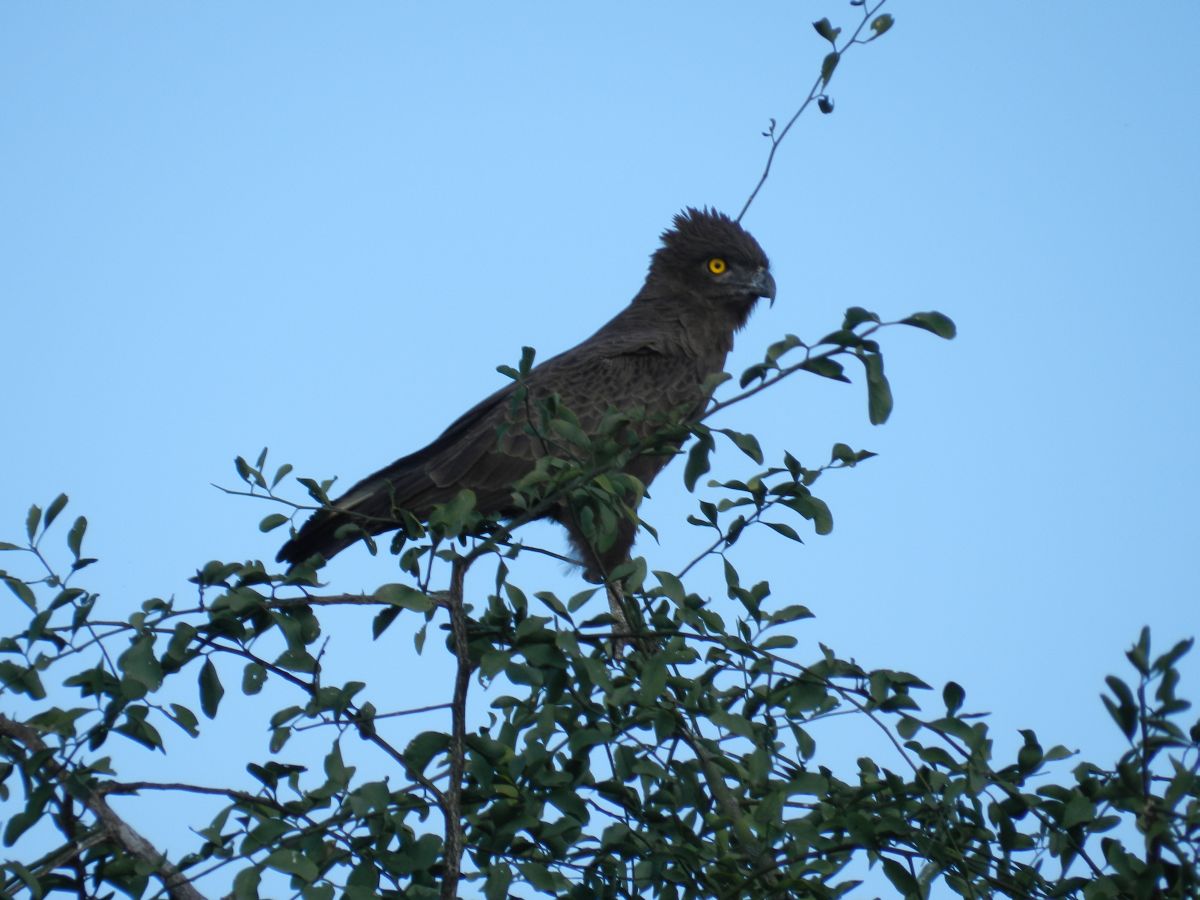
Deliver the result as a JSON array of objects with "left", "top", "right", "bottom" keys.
[{"left": 737, "top": 0, "right": 890, "bottom": 222}]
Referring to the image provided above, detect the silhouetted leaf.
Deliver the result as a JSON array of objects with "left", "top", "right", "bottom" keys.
[
  {"left": 2, "top": 574, "right": 36, "bottom": 612},
  {"left": 901, "top": 310, "right": 956, "bottom": 339},
  {"left": 871, "top": 13, "right": 895, "bottom": 37},
  {"left": 259, "top": 513, "right": 289, "bottom": 533},
  {"left": 812, "top": 18, "right": 840, "bottom": 42},
  {"left": 821, "top": 51, "right": 840, "bottom": 86},
  {"left": 375, "top": 583, "right": 433, "bottom": 612},
  {"left": 25, "top": 505, "right": 41, "bottom": 541},
  {"left": 862, "top": 353, "right": 893, "bottom": 424},
  {"left": 199, "top": 658, "right": 224, "bottom": 718},
  {"left": 684, "top": 430, "right": 715, "bottom": 491},
  {"left": 43, "top": 494, "right": 68, "bottom": 529}
]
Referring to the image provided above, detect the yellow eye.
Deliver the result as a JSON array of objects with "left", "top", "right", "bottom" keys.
[{"left": 707, "top": 257, "right": 728, "bottom": 275}]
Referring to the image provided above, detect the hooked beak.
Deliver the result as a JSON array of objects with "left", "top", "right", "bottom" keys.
[{"left": 749, "top": 268, "right": 777, "bottom": 307}]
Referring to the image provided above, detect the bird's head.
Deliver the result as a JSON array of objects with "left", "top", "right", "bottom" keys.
[{"left": 643, "top": 208, "right": 775, "bottom": 326}]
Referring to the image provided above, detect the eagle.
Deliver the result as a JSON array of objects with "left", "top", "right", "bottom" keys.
[{"left": 278, "top": 209, "right": 774, "bottom": 584}]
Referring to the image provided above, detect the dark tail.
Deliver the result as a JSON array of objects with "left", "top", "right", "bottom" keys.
[
  {"left": 275, "top": 452, "right": 448, "bottom": 567},
  {"left": 276, "top": 507, "right": 365, "bottom": 566}
]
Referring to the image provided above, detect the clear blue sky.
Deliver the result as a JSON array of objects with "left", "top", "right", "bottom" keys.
[{"left": 2, "top": 2, "right": 1197, "bottom": 895}]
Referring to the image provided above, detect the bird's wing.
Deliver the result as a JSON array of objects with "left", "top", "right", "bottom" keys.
[
  {"left": 277, "top": 382, "right": 523, "bottom": 564},
  {"left": 339, "top": 380, "right": 524, "bottom": 516},
  {"left": 279, "top": 332, "right": 711, "bottom": 566}
]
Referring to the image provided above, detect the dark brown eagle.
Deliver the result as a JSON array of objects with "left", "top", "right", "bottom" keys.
[{"left": 278, "top": 209, "right": 774, "bottom": 580}]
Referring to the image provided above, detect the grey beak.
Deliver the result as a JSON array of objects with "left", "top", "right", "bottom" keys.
[{"left": 752, "top": 268, "right": 777, "bottom": 306}]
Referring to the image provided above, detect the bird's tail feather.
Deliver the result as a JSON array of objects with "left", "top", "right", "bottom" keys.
[{"left": 275, "top": 457, "right": 438, "bottom": 566}]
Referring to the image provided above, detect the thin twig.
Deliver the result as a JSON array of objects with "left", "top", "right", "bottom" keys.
[{"left": 736, "top": 0, "right": 890, "bottom": 223}]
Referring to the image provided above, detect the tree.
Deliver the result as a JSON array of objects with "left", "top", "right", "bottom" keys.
[{"left": 2, "top": 4, "right": 1197, "bottom": 898}]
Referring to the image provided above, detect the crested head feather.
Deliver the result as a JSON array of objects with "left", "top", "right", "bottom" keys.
[{"left": 652, "top": 207, "right": 769, "bottom": 275}]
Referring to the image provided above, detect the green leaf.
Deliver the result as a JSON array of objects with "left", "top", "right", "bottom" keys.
[
  {"left": 550, "top": 417, "right": 591, "bottom": 450},
  {"left": 1102, "top": 676, "right": 1138, "bottom": 740},
  {"left": 2, "top": 574, "right": 37, "bottom": 612},
  {"left": 640, "top": 659, "right": 668, "bottom": 701},
  {"left": 765, "top": 521, "right": 803, "bottom": 543},
  {"left": 871, "top": 13, "right": 895, "bottom": 37},
  {"left": 269, "top": 728, "right": 290, "bottom": 753},
  {"left": 114, "top": 706, "right": 164, "bottom": 750},
  {"left": 830, "top": 442, "right": 875, "bottom": 466},
  {"left": 768, "top": 604, "right": 813, "bottom": 625},
  {"left": 199, "top": 657, "right": 224, "bottom": 718},
  {"left": 881, "top": 858, "right": 918, "bottom": 895},
  {"left": 25, "top": 505, "right": 41, "bottom": 541},
  {"left": 1127, "top": 626, "right": 1151, "bottom": 676},
  {"left": 820, "top": 51, "right": 840, "bottom": 86},
  {"left": 533, "top": 590, "right": 571, "bottom": 620},
  {"left": 271, "top": 463, "right": 294, "bottom": 488},
  {"left": 166, "top": 703, "right": 200, "bottom": 737},
  {"left": 324, "top": 743, "right": 355, "bottom": 789},
  {"left": 1154, "top": 637, "right": 1194, "bottom": 674},
  {"left": 518, "top": 345, "right": 537, "bottom": 375},
  {"left": 4, "top": 861, "right": 44, "bottom": 899},
  {"left": 373, "top": 606, "right": 401, "bottom": 639},
  {"left": 761, "top": 634, "right": 798, "bottom": 650},
  {"left": 1104, "top": 674, "right": 1136, "bottom": 711},
  {"left": 230, "top": 864, "right": 264, "bottom": 897},
  {"left": 118, "top": 634, "right": 164, "bottom": 693},
  {"left": 428, "top": 489, "right": 477, "bottom": 533},
  {"left": 717, "top": 428, "right": 764, "bottom": 464},
  {"left": 374, "top": 583, "right": 433, "bottom": 612},
  {"left": 1044, "top": 744, "right": 1074, "bottom": 762},
  {"left": 802, "top": 356, "right": 849, "bottom": 383},
  {"left": 516, "top": 861, "right": 559, "bottom": 892},
  {"left": 0, "top": 661, "right": 46, "bottom": 699},
  {"left": 413, "top": 622, "right": 428, "bottom": 653},
  {"left": 243, "top": 662, "right": 267, "bottom": 695},
  {"left": 654, "top": 571, "right": 686, "bottom": 605},
  {"left": 1062, "top": 793, "right": 1096, "bottom": 828},
  {"left": 567, "top": 587, "right": 598, "bottom": 613},
  {"left": 484, "top": 864, "right": 514, "bottom": 900},
  {"left": 259, "top": 513, "right": 289, "bottom": 533},
  {"left": 812, "top": 18, "right": 840, "bottom": 43},
  {"left": 818, "top": 329, "right": 861, "bottom": 348},
  {"left": 43, "top": 494, "right": 68, "bottom": 529},
  {"left": 404, "top": 731, "right": 449, "bottom": 773},
  {"left": 265, "top": 849, "right": 319, "bottom": 883},
  {"left": 901, "top": 310, "right": 956, "bottom": 339},
  {"left": 805, "top": 496, "right": 834, "bottom": 535},
  {"left": 4, "top": 804, "right": 44, "bottom": 847},
  {"left": 67, "top": 516, "right": 87, "bottom": 559},
  {"left": 711, "top": 709, "right": 755, "bottom": 740},
  {"left": 684, "top": 429, "right": 714, "bottom": 492},
  {"left": 843, "top": 307, "right": 879, "bottom": 329},
  {"left": 943, "top": 681, "right": 965, "bottom": 715},
  {"left": 234, "top": 455, "right": 267, "bottom": 489},
  {"left": 861, "top": 353, "right": 893, "bottom": 425}
]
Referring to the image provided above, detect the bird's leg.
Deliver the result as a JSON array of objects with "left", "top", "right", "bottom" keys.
[
  {"left": 605, "top": 580, "right": 632, "bottom": 657},
  {"left": 557, "top": 503, "right": 650, "bottom": 655}
]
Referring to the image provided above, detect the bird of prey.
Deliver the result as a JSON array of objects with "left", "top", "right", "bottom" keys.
[{"left": 277, "top": 208, "right": 774, "bottom": 584}]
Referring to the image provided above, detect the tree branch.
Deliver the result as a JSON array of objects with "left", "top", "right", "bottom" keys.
[
  {"left": 736, "top": 0, "right": 890, "bottom": 222},
  {"left": 0, "top": 714, "right": 206, "bottom": 900},
  {"left": 440, "top": 556, "right": 474, "bottom": 899}
]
